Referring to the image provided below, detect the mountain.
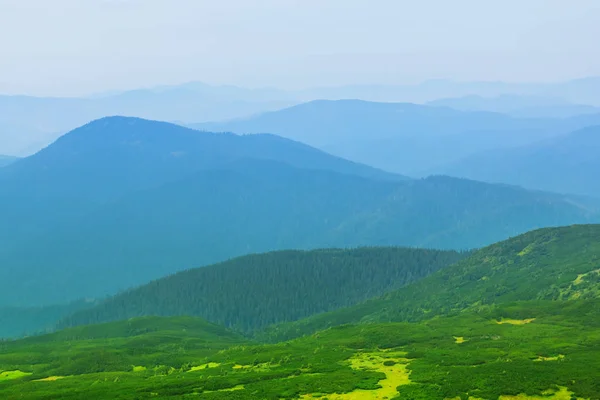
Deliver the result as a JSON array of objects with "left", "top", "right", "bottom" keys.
[
  {"left": 1, "top": 117, "right": 598, "bottom": 308},
  {"left": 1, "top": 161, "right": 597, "bottom": 307},
  {"left": 0, "top": 116, "right": 399, "bottom": 252},
  {"left": 1, "top": 161, "right": 598, "bottom": 306},
  {"left": 191, "top": 99, "right": 600, "bottom": 175},
  {"left": 427, "top": 94, "right": 600, "bottom": 118},
  {"left": 5, "top": 77, "right": 600, "bottom": 156},
  {"left": 262, "top": 224, "right": 600, "bottom": 340},
  {"left": 56, "top": 247, "right": 465, "bottom": 333},
  {"left": 432, "top": 125, "right": 600, "bottom": 198},
  {"left": 0, "top": 85, "right": 296, "bottom": 155},
  {"left": 0, "top": 155, "right": 17, "bottom": 167},
  {"left": 1, "top": 226, "right": 600, "bottom": 399}
]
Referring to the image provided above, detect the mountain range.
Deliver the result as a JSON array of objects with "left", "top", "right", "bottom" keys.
[
  {"left": 192, "top": 99, "right": 600, "bottom": 175},
  {"left": 0, "top": 155, "right": 17, "bottom": 167},
  {"left": 427, "top": 94, "right": 600, "bottom": 118},
  {"left": 0, "top": 117, "right": 598, "bottom": 308},
  {"left": 433, "top": 125, "right": 600, "bottom": 197},
  {"left": 3, "top": 77, "right": 600, "bottom": 156}
]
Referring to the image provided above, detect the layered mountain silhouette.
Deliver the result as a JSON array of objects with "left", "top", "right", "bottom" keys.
[
  {"left": 192, "top": 99, "right": 600, "bottom": 175},
  {"left": 0, "top": 155, "right": 18, "bottom": 167},
  {"left": 0, "top": 117, "right": 598, "bottom": 307},
  {"left": 427, "top": 94, "right": 600, "bottom": 118},
  {"left": 432, "top": 125, "right": 600, "bottom": 198}
]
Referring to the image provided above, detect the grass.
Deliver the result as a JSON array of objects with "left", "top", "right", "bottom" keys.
[
  {"left": 494, "top": 318, "right": 536, "bottom": 325},
  {"left": 0, "top": 370, "right": 32, "bottom": 381},
  {"left": 0, "top": 299, "right": 599, "bottom": 399}
]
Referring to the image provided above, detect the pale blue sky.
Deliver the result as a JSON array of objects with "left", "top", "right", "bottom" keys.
[{"left": 1, "top": 0, "right": 599, "bottom": 96}]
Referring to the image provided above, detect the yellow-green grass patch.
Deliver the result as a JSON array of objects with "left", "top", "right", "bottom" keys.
[
  {"left": 0, "top": 370, "right": 32, "bottom": 381},
  {"left": 301, "top": 351, "right": 411, "bottom": 399}
]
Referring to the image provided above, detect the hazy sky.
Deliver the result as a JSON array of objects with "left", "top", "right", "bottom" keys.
[{"left": 1, "top": 0, "right": 600, "bottom": 96}]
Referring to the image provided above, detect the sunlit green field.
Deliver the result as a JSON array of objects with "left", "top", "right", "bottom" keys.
[{"left": 1, "top": 299, "right": 599, "bottom": 399}]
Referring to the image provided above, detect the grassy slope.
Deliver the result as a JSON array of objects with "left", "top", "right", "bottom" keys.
[
  {"left": 261, "top": 224, "right": 600, "bottom": 341},
  {"left": 1, "top": 301, "right": 599, "bottom": 399}
]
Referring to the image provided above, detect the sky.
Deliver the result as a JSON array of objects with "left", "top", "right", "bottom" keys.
[{"left": 1, "top": 0, "right": 600, "bottom": 96}]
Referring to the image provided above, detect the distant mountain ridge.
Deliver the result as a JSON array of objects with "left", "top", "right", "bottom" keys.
[
  {"left": 4, "top": 76, "right": 600, "bottom": 156},
  {"left": 0, "top": 117, "right": 598, "bottom": 308},
  {"left": 432, "top": 125, "right": 600, "bottom": 198},
  {"left": 427, "top": 94, "right": 600, "bottom": 118},
  {"left": 0, "top": 155, "right": 18, "bottom": 167},
  {"left": 0, "top": 116, "right": 399, "bottom": 251},
  {"left": 191, "top": 99, "right": 600, "bottom": 175}
]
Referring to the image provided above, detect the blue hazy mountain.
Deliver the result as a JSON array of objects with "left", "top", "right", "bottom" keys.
[
  {"left": 431, "top": 125, "right": 600, "bottom": 198},
  {"left": 0, "top": 117, "right": 598, "bottom": 307},
  {"left": 427, "top": 94, "right": 600, "bottom": 118},
  {"left": 0, "top": 116, "right": 400, "bottom": 251},
  {"left": 0, "top": 155, "right": 18, "bottom": 167},
  {"left": 0, "top": 85, "right": 295, "bottom": 155},
  {"left": 191, "top": 99, "right": 600, "bottom": 175},
  {"left": 3, "top": 77, "right": 600, "bottom": 156}
]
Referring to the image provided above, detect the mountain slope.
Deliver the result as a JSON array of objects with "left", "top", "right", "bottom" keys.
[
  {"left": 192, "top": 99, "right": 600, "bottom": 175},
  {"left": 0, "top": 155, "right": 18, "bottom": 167},
  {"left": 262, "top": 224, "right": 600, "bottom": 340},
  {"left": 1, "top": 160, "right": 597, "bottom": 307},
  {"left": 3, "top": 164, "right": 599, "bottom": 307},
  {"left": 2, "top": 227, "right": 600, "bottom": 399},
  {"left": 432, "top": 125, "right": 600, "bottom": 197},
  {"left": 0, "top": 117, "right": 400, "bottom": 252},
  {"left": 2, "top": 300, "right": 600, "bottom": 399},
  {"left": 57, "top": 247, "right": 465, "bottom": 333}
]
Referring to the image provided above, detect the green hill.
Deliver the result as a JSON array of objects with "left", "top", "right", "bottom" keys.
[
  {"left": 58, "top": 247, "right": 465, "bottom": 333},
  {"left": 261, "top": 224, "right": 600, "bottom": 341},
  {"left": 1, "top": 301, "right": 599, "bottom": 399},
  {"left": 1, "top": 225, "right": 600, "bottom": 399}
]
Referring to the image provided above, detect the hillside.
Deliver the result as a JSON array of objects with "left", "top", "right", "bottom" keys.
[
  {"left": 0, "top": 116, "right": 399, "bottom": 252},
  {"left": 192, "top": 99, "right": 600, "bottom": 175},
  {"left": 57, "top": 247, "right": 465, "bottom": 333},
  {"left": 432, "top": 125, "right": 600, "bottom": 197},
  {"left": 1, "top": 302, "right": 599, "bottom": 399},
  {"left": 1, "top": 226, "right": 600, "bottom": 398},
  {"left": 1, "top": 161, "right": 597, "bottom": 307},
  {"left": 262, "top": 224, "right": 600, "bottom": 340}
]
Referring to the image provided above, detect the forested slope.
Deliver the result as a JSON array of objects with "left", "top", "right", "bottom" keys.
[
  {"left": 261, "top": 224, "right": 600, "bottom": 340},
  {"left": 58, "top": 247, "right": 465, "bottom": 333}
]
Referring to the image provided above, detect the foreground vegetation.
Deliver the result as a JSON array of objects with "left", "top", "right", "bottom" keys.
[
  {"left": 1, "top": 299, "right": 599, "bottom": 399},
  {"left": 2, "top": 225, "right": 599, "bottom": 398},
  {"left": 262, "top": 224, "right": 600, "bottom": 341}
]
